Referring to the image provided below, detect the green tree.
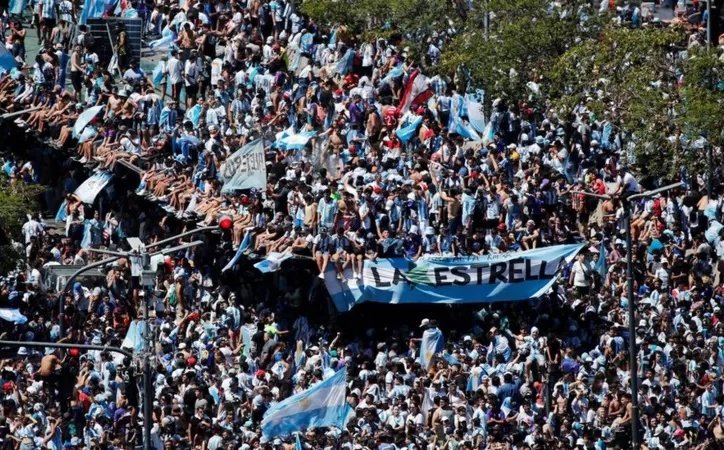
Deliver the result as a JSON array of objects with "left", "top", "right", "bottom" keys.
[
  {"left": 677, "top": 48, "right": 724, "bottom": 182},
  {"left": 0, "top": 179, "right": 43, "bottom": 274},
  {"left": 548, "top": 25, "right": 686, "bottom": 178},
  {"left": 299, "top": 0, "right": 721, "bottom": 181},
  {"left": 440, "top": 0, "right": 603, "bottom": 108}
]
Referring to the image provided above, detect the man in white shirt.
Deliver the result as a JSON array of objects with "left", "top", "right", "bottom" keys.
[
  {"left": 615, "top": 166, "right": 641, "bottom": 196},
  {"left": 22, "top": 215, "right": 44, "bottom": 244},
  {"left": 166, "top": 49, "right": 183, "bottom": 102},
  {"left": 569, "top": 252, "right": 592, "bottom": 295},
  {"left": 184, "top": 51, "right": 200, "bottom": 108}
]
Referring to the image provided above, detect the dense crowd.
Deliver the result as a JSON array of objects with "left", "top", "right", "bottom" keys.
[{"left": 0, "top": 0, "right": 723, "bottom": 449}]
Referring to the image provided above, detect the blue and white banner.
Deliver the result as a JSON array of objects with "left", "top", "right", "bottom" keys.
[
  {"left": 261, "top": 367, "right": 349, "bottom": 438},
  {"left": 381, "top": 64, "right": 405, "bottom": 86},
  {"left": 74, "top": 171, "right": 113, "bottom": 204},
  {"left": 324, "top": 244, "right": 584, "bottom": 312},
  {"left": 334, "top": 49, "right": 355, "bottom": 75},
  {"left": 221, "top": 139, "right": 267, "bottom": 193},
  {"left": 420, "top": 327, "right": 444, "bottom": 370}
]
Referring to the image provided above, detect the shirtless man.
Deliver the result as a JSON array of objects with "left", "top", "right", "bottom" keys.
[{"left": 39, "top": 351, "right": 62, "bottom": 378}]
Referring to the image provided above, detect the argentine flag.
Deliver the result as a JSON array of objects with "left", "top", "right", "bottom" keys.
[
  {"left": 278, "top": 131, "right": 317, "bottom": 151},
  {"left": 0, "top": 309, "right": 28, "bottom": 325},
  {"left": 420, "top": 327, "right": 444, "bottom": 370},
  {"left": 261, "top": 367, "right": 349, "bottom": 439},
  {"left": 222, "top": 232, "right": 252, "bottom": 272},
  {"left": 381, "top": 64, "right": 405, "bottom": 86},
  {"left": 273, "top": 125, "right": 295, "bottom": 147},
  {"left": 396, "top": 115, "right": 423, "bottom": 143}
]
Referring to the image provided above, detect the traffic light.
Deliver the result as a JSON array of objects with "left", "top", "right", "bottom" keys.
[{"left": 218, "top": 214, "right": 233, "bottom": 231}]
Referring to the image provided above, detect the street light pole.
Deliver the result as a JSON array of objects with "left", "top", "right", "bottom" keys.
[
  {"left": 143, "top": 281, "right": 153, "bottom": 450},
  {"left": 622, "top": 199, "right": 639, "bottom": 447},
  {"left": 55, "top": 226, "right": 216, "bottom": 450},
  {"left": 570, "top": 181, "right": 683, "bottom": 448},
  {"left": 707, "top": 0, "right": 712, "bottom": 48},
  {"left": 624, "top": 182, "right": 683, "bottom": 448},
  {"left": 0, "top": 340, "right": 134, "bottom": 358},
  {"left": 86, "top": 240, "right": 204, "bottom": 450},
  {"left": 58, "top": 256, "right": 120, "bottom": 338}
]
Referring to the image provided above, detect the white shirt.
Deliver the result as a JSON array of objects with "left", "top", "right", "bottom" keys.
[
  {"left": 184, "top": 59, "right": 199, "bottom": 86},
  {"left": 620, "top": 172, "right": 641, "bottom": 193},
  {"left": 571, "top": 260, "right": 591, "bottom": 287},
  {"left": 166, "top": 56, "right": 182, "bottom": 84},
  {"left": 22, "top": 219, "right": 43, "bottom": 243},
  {"left": 58, "top": 0, "right": 73, "bottom": 22}
]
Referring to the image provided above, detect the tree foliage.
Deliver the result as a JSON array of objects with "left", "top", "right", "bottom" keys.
[
  {"left": 299, "top": 0, "right": 723, "bottom": 180},
  {"left": 0, "top": 179, "right": 43, "bottom": 274},
  {"left": 548, "top": 25, "right": 687, "bottom": 177}
]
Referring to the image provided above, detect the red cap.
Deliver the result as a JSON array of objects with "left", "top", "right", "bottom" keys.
[
  {"left": 497, "top": 223, "right": 506, "bottom": 232},
  {"left": 188, "top": 312, "right": 200, "bottom": 322},
  {"left": 2, "top": 382, "right": 12, "bottom": 392},
  {"left": 69, "top": 348, "right": 80, "bottom": 357},
  {"left": 334, "top": 89, "right": 344, "bottom": 96},
  {"left": 255, "top": 369, "right": 266, "bottom": 378},
  {"left": 186, "top": 356, "right": 197, "bottom": 366},
  {"left": 373, "top": 186, "right": 382, "bottom": 194}
]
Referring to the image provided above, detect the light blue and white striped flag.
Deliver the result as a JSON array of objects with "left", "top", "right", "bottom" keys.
[
  {"left": 277, "top": 131, "right": 317, "bottom": 151},
  {"left": 395, "top": 116, "right": 423, "bottom": 143},
  {"left": 419, "top": 327, "right": 444, "bottom": 370},
  {"left": 261, "top": 367, "right": 349, "bottom": 439},
  {"left": 381, "top": 64, "right": 405, "bottom": 86},
  {"left": 0, "top": 309, "right": 28, "bottom": 325},
  {"left": 221, "top": 232, "right": 252, "bottom": 272}
]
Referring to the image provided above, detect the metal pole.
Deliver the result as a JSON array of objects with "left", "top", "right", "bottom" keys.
[
  {"left": 707, "top": 0, "right": 712, "bottom": 48},
  {"left": 147, "top": 240, "right": 205, "bottom": 257},
  {"left": 623, "top": 200, "right": 640, "bottom": 448},
  {"left": 707, "top": 143, "right": 713, "bottom": 200},
  {"left": 0, "top": 106, "right": 44, "bottom": 120},
  {"left": 59, "top": 256, "right": 120, "bottom": 338},
  {"left": 484, "top": 4, "right": 490, "bottom": 41},
  {"left": 54, "top": 229, "right": 212, "bottom": 450},
  {"left": 0, "top": 340, "right": 134, "bottom": 359},
  {"left": 145, "top": 226, "right": 216, "bottom": 251},
  {"left": 143, "top": 284, "right": 153, "bottom": 450}
]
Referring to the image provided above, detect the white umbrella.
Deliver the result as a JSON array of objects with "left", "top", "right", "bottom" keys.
[{"left": 72, "top": 105, "right": 104, "bottom": 139}]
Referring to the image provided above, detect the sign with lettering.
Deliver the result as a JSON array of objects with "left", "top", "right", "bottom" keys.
[
  {"left": 323, "top": 244, "right": 584, "bottom": 311},
  {"left": 221, "top": 139, "right": 267, "bottom": 193}
]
